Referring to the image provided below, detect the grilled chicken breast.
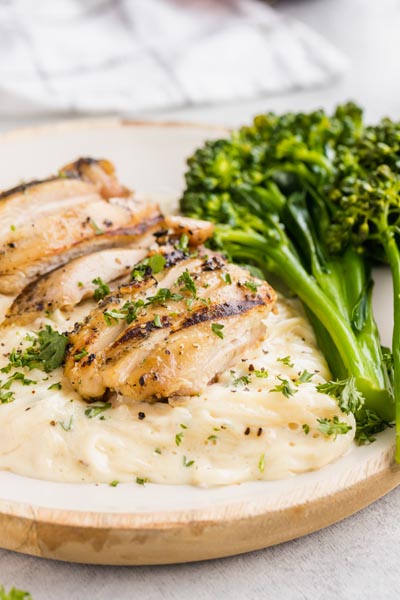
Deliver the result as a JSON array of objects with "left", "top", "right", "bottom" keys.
[
  {"left": 65, "top": 247, "right": 276, "bottom": 403},
  {"left": 3, "top": 215, "right": 215, "bottom": 327},
  {"left": 0, "top": 158, "right": 161, "bottom": 295},
  {"left": 4, "top": 247, "right": 149, "bottom": 326}
]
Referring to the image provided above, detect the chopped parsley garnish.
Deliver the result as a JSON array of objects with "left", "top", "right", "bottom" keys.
[
  {"left": 175, "top": 427, "right": 185, "bottom": 446},
  {"left": 59, "top": 416, "right": 73, "bottom": 431},
  {"left": 177, "top": 270, "right": 197, "bottom": 297},
  {"left": 230, "top": 370, "right": 251, "bottom": 387},
  {"left": 154, "top": 448, "right": 162, "bottom": 455},
  {"left": 296, "top": 370, "right": 314, "bottom": 384},
  {"left": 77, "top": 281, "right": 84, "bottom": 288},
  {"left": 277, "top": 356, "right": 294, "bottom": 368},
  {"left": 175, "top": 233, "right": 189, "bottom": 253},
  {"left": 147, "top": 288, "right": 184, "bottom": 305},
  {"left": 270, "top": 376, "right": 297, "bottom": 398},
  {"left": 317, "top": 416, "right": 352, "bottom": 438},
  {"left": 73, "top": 348, "right": 88, "bottom": 361},
  {"left": 84, "top": 402, "right": 112, "bottom": 419},
  {"left": 92, "top": 277, "right": 110, "bottom": 301},
  {"left": 104, "top": 299, "right": 145, "bottom": 325},
  {"left": 10, "top": 224, "right": 16, "bottom": 232},
  {"left": 1, "top": 372, "right": 36, "bottom": 389},
  {"left": 243, "top": 280, "right": 261, "bottom": 294},
  {"left": 302, "top": 423, "right": 310, "bottom": 435},
  {"left": 0, "top": 586, "right": 33, "bottom": 600},
  {"left": 89, "top": 219, "right": 104, "bottom": 235},
  {"left": 131, "top": 253, "right": 166, "bottom": 281},
  {"left": 254, "top": 368, "right": 268, "bottom": 378},
  {"left": 2, "top": 326, "right": 68, "bottom": 373},
  {"left": 211, "top": 323, "right": 224, "bottom": 339},
  {"left": 258, "top": 453, "right": 265, "bottom": 473},
  {"left": 48, "top": 382, "right": 62, "bottom": 391},
  {"left": 316, "top": 376, "right": 364, "bottom": 415},
  {"left": 207, "top": 434, "right": 218, "bottom": 443},
  {"left": 221, "top": 272, "right": 232, "bottom": 285},
  {"left": 183, "top": 455, "right": 195, "bottom": 467},
  {"left": 136, "top": 476, "right": 148, "bottom": 486},
  {"left": 109, "top": 480, "right": 119, "bottom": 487},
  {"left": 148, "top": 253, "right": 166, "bottom": 274},
  {"left": 355, "top": 409, "right": 392, "bottom": 445},
  {"left": 153, "top": 314, "right": 162, "bottom": 328},
  {"left": 0, "top": 389, "right": 14, "bottom": 404}
]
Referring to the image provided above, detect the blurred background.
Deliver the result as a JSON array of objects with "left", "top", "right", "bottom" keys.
[{"left": 0, "top": 0, "right": 399, "bottom": 133}]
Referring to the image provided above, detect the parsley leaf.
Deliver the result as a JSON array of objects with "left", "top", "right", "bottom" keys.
[
  {"left": 254, "top": 368, "right": 268, "bottom": 378},
  {"left": 73, "top": 348, "right": 88, "bottom": 361},
  {"left": 355, "top": 409, "right": 392, "bottom": 445},
  {"left": 175, "top": 233, "right": 189, "bottom": 253},
  {"left": 277, "top": 356, "right": 294, "bottom": 368},
  {"left": 0, "top": 586, "right": 33, "bottom": 600},
  {"left": 296, "top": 370, "right": 314, "bottom": 384},
  {"left": 316, "top": 376, "right": 364, "bottom": 414},
  {"left": 177, "top": 270, "right": 197, "bottom": 297},
  {"left": 302, "top": 424, "right": 310, "bottom": 435},
  {"left": 317, "top": 416, "right": 352, "bottom": 438},
  {"left": 230, "top": 370, "right": 251, "bottom": 386},
  {"left": 243, "top": 280, "right": 261, "bottom": 294},
  {"left": 3, "top": 326, "right": 68, "bottom": 373},
  {"left": 183, "top": 456, "right": 195, "bottom": 467},
  {"left": 85, "top": 402, "right": 112, "bottom": 419},
  {"left": 136, "top": 476, "right": 148, "bottom": 486},
  {"left": 270, "top": 376, "right": 297, "bottom": 398},
  {"left": 211, "top": 323, "right": 224, "bottom": 339},
  {"left": 258, "top": 453, "right": 265, "bottom": 473},
  {"left": 221, "top": 272, "right": 232, "bottom": 285},
  {"left": 153, "top": 314, "right": 162, "bottom": 328},
  {"left": 92, "top": 277, "right": 110, "bottom": 301},
  {"left": 59, "top": 416, "right": 73, "bottom": 431}
]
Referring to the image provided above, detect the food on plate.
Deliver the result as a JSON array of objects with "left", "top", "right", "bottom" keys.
[
  {"left": 0, "top": 158, "right": 161, "bottom": 295},
  {"left": 65, "top": 247, "right": 276, "bottom": 401},
  {"left": 0, "top": 155, "right": 357, "bottom": 485},
  {"left": 181, "top": 102, "right": 396, "bottom": 449}
]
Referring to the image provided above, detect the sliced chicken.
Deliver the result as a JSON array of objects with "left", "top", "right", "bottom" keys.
[
  {"left": 3, "top": 215, "right": 215, "bottom": 327},
  {"left": 4, "top": 247, "right": 149, "bottom": 326},
  {"left": 0, "top": 158, "right": 161, "bottom": 295},
  {"left": 64, "top": 247, "right": 276, "bottom": 403}
]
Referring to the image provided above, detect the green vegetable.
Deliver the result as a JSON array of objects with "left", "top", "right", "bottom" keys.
[
  {"left": 180, "top": 102, "right": 393, "bottom": 426},
  {"left": 258, "top": 453, "right": 265, "bottom": 473},
  {"left": 326, "top": 116, "right": 400, "bottom": 457},
  {"left": 92, "top": 277, "right": 110, "bottom": 301},
  {"left": 3, "top": 326, "right": 68, "bottom": 373},
  {"left": 0, "top": 587, "right": 32, "bottom": 600},
  {"left": 317, "top": 416, "right": 352, "bottom": 438},
  {"left": 270, "top": 376, "right": 297, "bottom": 398},
  {"left": 211, "top": 323, "right": 224, "bottom": 339},
  {"left": 84, "top": 402, "right": 112, "bottom": 419},
  {"left": 131, "top": 253, "right": 166, "bottom": 281}
]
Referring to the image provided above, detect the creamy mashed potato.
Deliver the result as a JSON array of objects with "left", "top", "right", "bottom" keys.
[{"left": 0, "top": 294, "right": 354, "bottom": 486}]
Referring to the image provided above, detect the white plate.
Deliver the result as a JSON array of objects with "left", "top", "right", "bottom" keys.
[{"left": 0, "top": 119, "right": 399, "bottom": 565}]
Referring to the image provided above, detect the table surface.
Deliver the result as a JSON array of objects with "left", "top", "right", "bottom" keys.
[{"left": 2, "top": 0, "right": 400, "bottom": 598}]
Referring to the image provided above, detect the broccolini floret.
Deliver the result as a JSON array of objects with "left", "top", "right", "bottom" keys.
[{"left": 181, "top": 103, "right": 394, "bottom": 429}]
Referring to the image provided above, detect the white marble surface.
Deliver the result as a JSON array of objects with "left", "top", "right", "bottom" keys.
[{"left": 2, "top": 0, "right": 400, "bottom": 598}]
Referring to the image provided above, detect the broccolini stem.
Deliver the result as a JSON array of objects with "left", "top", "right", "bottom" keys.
[
  {"left": 219, "top": 228, "right": 393, "bottom": 417},
  {"left": 381, "top": 231, "right": 400, "bottom": 461}
]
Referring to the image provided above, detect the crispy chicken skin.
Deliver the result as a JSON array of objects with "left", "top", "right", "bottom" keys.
[
  {"left": 64, "top": 247, "right": 276, "bottom": 403},
  {"left": 0, "top": 158, "right": 161, "bottom": 295}
]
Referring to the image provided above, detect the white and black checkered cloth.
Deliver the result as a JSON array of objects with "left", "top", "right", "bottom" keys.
[{"left": 0, "top": 0, "right": 347, "bottom": 116}]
